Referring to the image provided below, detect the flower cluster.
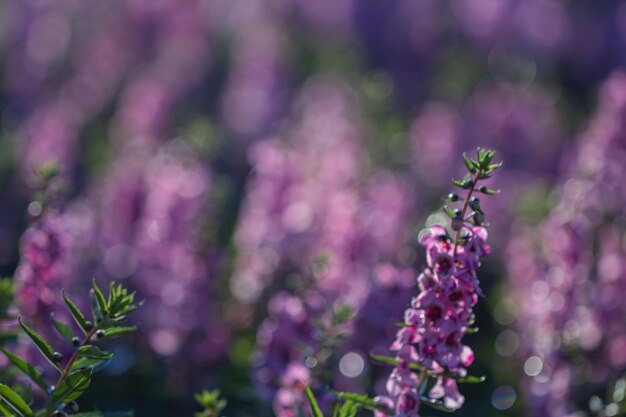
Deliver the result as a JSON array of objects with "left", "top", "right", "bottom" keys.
[
  {"left": 238, "top": 80, "right": 416, "bottom": 416},
  {"left": 375, "top": 149, "right": 500, "bottom": 416},
  {"left": 507, "top": 71, "right": 626, "bottom": 416}
]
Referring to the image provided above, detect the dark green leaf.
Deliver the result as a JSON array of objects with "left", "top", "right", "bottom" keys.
[
  {"left": 51, "top": 368, "right": 92, "bottom": 404},
  {"left": 18, "top": 317, "right": 61, "bottom": 371},
  {"left": 0, "top": 384, "right": 34, "bottom": 417},
  {"left": 51, "top": 318, "right": 74, "bottom": 343},
  {"left": 89, "top": 290, "right": 103, "bottom": 323},
  {"left": 99, "top": 326, "right": 136, "bottom": 339},
  {"left": 71, "top": 357, "right": 110, "bottom": 373},
  {"left": 91, "top": 280, "right": 108, "bottom": 316},
  {"left": 63, "top": 291, "right": 91, "bottom": 334},
  {"left": 0, "top": 349, "right": 49, "bottom": 394},
  {"left": 77, "top": 346, "right": 112, "bottom": 360},
  {"left": 305, "top": 387, "right": 323, "bottom": 417}
]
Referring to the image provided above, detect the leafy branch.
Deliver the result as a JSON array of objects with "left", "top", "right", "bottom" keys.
[{"left": 0, "top": 281, "right": 141, "bottom": 417}]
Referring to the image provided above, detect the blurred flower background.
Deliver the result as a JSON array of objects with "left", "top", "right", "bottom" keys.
[{"left": 1, "top": 1, "right": 626, "bottom": 416}]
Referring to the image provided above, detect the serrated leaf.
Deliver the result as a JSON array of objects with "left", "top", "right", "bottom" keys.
[
  {"left": 51, "top": 318, "right": 74, "bottom": 343},
  {"left": 305, "top": 387, "right": 323, "bottom": 417},
  {"left": 77, "top": 345, "right": 112, "bottom": 360},
  {"left": 100, "top": 326, "right": 136, "bottom": 339},
  {"left": 0, "top": 384, "right": 33, "bottom": 417},
  {"left": 63, "top": 291, "right": 90, "bottom": 334},
  {"left": 18, "top": 317, "right": 60, "bottom": 371},
  {"left": 0, "top": 349, "right": 49, "bottom": 394},
  {"left": 51, "top": 368, "right": 92, "bottom": 404},
  {"left": 91, "top": 280, "right": 108, "bottom": 316}
]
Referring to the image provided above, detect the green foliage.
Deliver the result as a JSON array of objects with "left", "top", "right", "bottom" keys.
[
  {"left": 2, "top": 281, "right": 140, "bottom": 417},
  {"left": 305, "top": 387, "right": 324, "bottom": 417},
  {"left": 0, "top": 383, "right": 34, "bottom": 417},
  {"left": 194, "top": 389, "right": 227, "bottom": 417}
]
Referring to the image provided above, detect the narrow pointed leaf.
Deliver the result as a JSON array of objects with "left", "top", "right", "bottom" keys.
[
  {"left": 0, "top": 401, "right": 14, "bottom": 417},
  {"left": 462, "top": 154, "right": 476, "bottom": 173},
  {"left": 333, "top": 392, "right": 382, "bottom": 412},
  {"left": 51, "top": 318, "right": 74, "bottom": 343},
  {"left": 77, "top": 346, "right": 112, "bottom": 360},
  {"left": 456, "top": 374, "right": 486, "bottom": 384},
  {"left": 0, "top": 349, "right": 49, "bottom": 394},
  {"left": 100, "top": 326, "right": 136, "bottom": 339},
  {"left": 51, "top": 368, "right": 92, "bottom": 404},
  {"left": 63, "top": 291, "right": 90, "bottom": 334},
  {"left": 0, "top": 384, "right": 34, "bottom": 417},
  {"left": 91, "top": 280, "right": 108, "bottom": 316},
  {"left": 89, "top": 290, "right": 103, "bottom": 323},
  {"left": 18, "top": 317, "right": 60, "bottom": 371},
  {"left": 305, "top": 387, "right": 323, "bottom": 417}
]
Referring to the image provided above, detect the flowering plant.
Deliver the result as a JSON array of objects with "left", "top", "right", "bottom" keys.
[
  {"left": 306, "top": 148, "right": 501, "bottom": 416},
  {"left": 0, "top": 281, "right": 141, "bottom": 417}
]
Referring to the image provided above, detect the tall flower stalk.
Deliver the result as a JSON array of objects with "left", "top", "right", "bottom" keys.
[{"left": 372, "top": 148, "right": 501, "bottom": 416}]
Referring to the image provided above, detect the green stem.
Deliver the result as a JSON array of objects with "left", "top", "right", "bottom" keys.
[{"left": 44, "top": 315, "right": 106, "bottom": 417}]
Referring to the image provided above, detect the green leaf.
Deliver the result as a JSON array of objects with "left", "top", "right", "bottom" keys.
[
  {"left": 71, "top": 357, "right": 110, "bottom": 373},
  {"left": 456, "top": 374, "right": 486, "bottom": 384},
  {"left": 337, "top": 401, "right": 359, "bottom": 417},
  {"left": 0, "top": 349, "right": 49, "bottom": 394},
  {"left": 0, "top": 401, "right": 14, "bottom": 417},
  {"left": 18, "top": 317, "right": 61, "bottom": 371},
  {"left": 63, "top": 291, "right": 91, "bottom": 334},
  {"left": 305, "top": 387, "right": 323, "bottom": 417},
  {"left": 77, "top": 345, "right": 112, "bottom": 360},
  {"left": 442, "top": 206, "right": 457, "bottom": 219},
  {"left": 478, "top": 186, "right": 499, "bottom": 195},
  {"left": 99, "top": 326, "right": 136, "bottom": 339},
  {"left": 51, "top": 318, "right": 74, "bottom": 343},
  {"left": 332, "top": 392, "right": 383, "bottom": 412},
  {"left": 452, "top": 180, "right": 464, "bottom": 188},
  {"left": 51, "top": 368, "right": 92, "bottom": 404},
  {"left": 89, "top": 290, "right": 103, "bottom": 323},
  {"left": 0, "top": 384, "right": 34, "bottom": 417},
  {"left": 462, "top": 154, "right": 476, "bottom": 173},
  {"left": 91, "top": 280, "right": 109, "bottom": 316}
]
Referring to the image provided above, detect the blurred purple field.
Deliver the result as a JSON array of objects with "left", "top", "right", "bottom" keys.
[{"left": 1, "top": 1, "right": 626, "bottom": 416}]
